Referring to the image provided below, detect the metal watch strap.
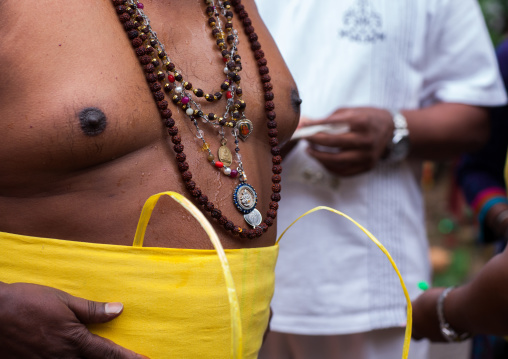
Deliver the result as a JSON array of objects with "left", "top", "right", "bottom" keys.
[{"left": 437, "top": 287, "right": 471, "bottom": 342}]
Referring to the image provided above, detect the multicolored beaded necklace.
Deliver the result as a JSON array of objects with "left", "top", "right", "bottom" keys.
[{"left": 112, "top": 0, "right": 281, "bottom": 239}]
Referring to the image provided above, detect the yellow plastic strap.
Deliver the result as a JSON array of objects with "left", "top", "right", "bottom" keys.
[
  {"left": 277, "top": 206, "right": 412, "bottom": 359},
  {"left": 133, "top": 191, "right": 243, "bottom": 359}
]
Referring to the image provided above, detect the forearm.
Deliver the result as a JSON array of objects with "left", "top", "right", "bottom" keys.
[{"left": 403, "top": 103, "right": 489, "bottom": 160}]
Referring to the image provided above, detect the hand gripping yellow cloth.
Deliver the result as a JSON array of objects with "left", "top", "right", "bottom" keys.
[{"left": 0, "top": 192, "right": 277, "bottom": 359}]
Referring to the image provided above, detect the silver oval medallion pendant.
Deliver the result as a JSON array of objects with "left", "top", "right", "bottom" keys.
[
  {"left": 233, "top": 182, "right": 258, "bottom": 214},
  {"left": 244, "top": 208, "right": 262, "bottom": 228}
]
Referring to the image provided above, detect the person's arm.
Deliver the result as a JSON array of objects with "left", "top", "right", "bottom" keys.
[
  {"left": 413, "top": 244, "right": 508, "bottom": 341},
  {"left": 300, "top": 103, "right": 488, "bottom": 177}
]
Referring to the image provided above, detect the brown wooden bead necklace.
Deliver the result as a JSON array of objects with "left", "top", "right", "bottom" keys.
[{"left": 112, "top": 0, "right": 281, "bottom": 239}]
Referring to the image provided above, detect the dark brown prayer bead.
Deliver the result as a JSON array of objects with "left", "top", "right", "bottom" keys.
[
  {"left": 272, "top": 184, "right": 281, "bottom": 193},
  {"left": 146, "top": 73, "right": 157, "bottom": 83},
  {"left": 113, "top": 0, "right": 125, "bottom": 6},
  {"left": 268, "top": 128, "right": 278, "bottom": 138},
  {"left": 272, "top": 175, "right": 281, "bottom": 183},
  {"left": 191, "top": 188, "right": 202, "bottom": 197},
  {"left": 135, "top": 47, "right": 146, "bottom": 56},
  {"left": 254, "top": 228, "right": 263, "bottom": 237},
  {"left": 167, "top": 127, "right": 178, "bottom": 136},
  {"left": 272, "top": 155, "right": 282, "bottom": 165},
  {"left": 267, "top": 111, "right": 276, "bottom": 120},
  {"left": 259, "top": 223, "right": 268, "bottom": 232},
  {"left": 124, "top": 21, "right": 135, "bottom": 30},
  {"left": 157, "top": 100, "right": 168, "bottom": 110},
  {"left": 218, "top": 216, "right": 228, "bottom": 225},
  {"left": 186, "top": 180, "right": 196, "bottom": 190},
  {"left": 153, "top": 91, "right": 164, "bottom": 101},
  {"left": 164, "top": 118, "right": 175, "bottom": 128},
  {"left": 171, "top": 135, "right": 182, "bottom": 144},
  {"left": 211, "top": 209, "right": 222, "bottom": 219},
  {"left": 140, "top": 55, "right": 152, "bottom": 65},
  {"left": 161, "top": 109, "right": 173, "bottom": 119},
  {"left": 178, "top": 162, "right": 189, "bottom": 172},
  {"left": 127, "top": 29, "right": 138, "bottom": 39},
  {"left": 116, "top": 5, "right": 127, "bottom": 13},
  {"left": 225, "top": 221, "right": 234, "bottom": 231},
  {"left": 264, "top": 92, "right": 274, "bottom": 101},
  {"left": 144, "top": 63, "right": 155, "bottom": 73},
  {"left": 272, "top": 165, "right": 282, "bottom": 174},
  {"left": 176, "top": 153, "right": 186, "bottom": 162},
  {"left": 173, "top": 143, "right": 184, "bottom": 153},
  {"left": 271, "top": 193, "right": 281, "bottom": 202},
  {"left": 269, "top": 201, "right": 279, "bottom": 210},
  {"left": 254, "top": 50, "right": 265, "bottom": 60},
  {"left": 265, "top": 101, "right": 275, "bottom": 111},
  {"left": 264, "top": 217, "right": 274, "bottom": 227},
  {"left": 205, "top": 202, "right": 215, "bottom": 212},
  {"left": 263, "top": 82, "right": 273, "bottom": 92},
  {"left": 181, "top": 171, "right": 193, "bottom": 181},
  {"left": 261, "top": 74, "right": 271, "bottom": 83},
  {"left": 150, "top": 83, "right": 162, "bottom": 92},
  {"left": 269, "top": 138, "right": 279, "bottom": 147},
  {"left": 132, "top": 37, "right": 143, "bottom": 47},
  {"left": 271, "top": 147, "right": 281, "bottom": 155},
  {"left": 198, "top": 195, "right": 209, "bottom": 205}
]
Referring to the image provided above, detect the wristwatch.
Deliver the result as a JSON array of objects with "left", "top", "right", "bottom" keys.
[{"left": 385, "top": 111, "right": 410, "bottom": 162}]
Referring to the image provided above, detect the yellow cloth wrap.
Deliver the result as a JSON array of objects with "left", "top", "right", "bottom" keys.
[{"left": 0, "top": 192, "right": 278, "bottom": 359}]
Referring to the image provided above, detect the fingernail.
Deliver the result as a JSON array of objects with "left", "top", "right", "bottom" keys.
[{"left": 105, "top": 302, "right": 123, "bottom": 314}]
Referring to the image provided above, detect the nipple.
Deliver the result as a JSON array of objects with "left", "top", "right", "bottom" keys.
[
  {"left": 290, "top": 88, "right": 302, "bottom": 113},
  {"left": 79, "top": 107, "right": 107, "bottom": 136}
]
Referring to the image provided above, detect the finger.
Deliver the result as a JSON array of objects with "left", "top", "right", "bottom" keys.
[
  {"left": 306, "top": 132, "right": 365, "bottom": 150},
  {"left": 75, "top": 329, "right": 150, "bottom": 359},
  {"left": 308, "top": 148, "right": 375, "bottom": 175},
  {"left": 65, "top": 294, "right": 124, "bottom": 325}
]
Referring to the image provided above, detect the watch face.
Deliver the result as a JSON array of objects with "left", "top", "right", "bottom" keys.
[{"left": 390, "top": 132, "right": 410, "bottom": 161}]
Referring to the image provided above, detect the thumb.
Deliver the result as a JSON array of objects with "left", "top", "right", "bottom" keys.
[{"left": 66, "top": 294, "right": 124, "bottom": 324}]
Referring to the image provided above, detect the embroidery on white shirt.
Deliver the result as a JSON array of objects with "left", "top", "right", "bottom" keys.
[{"left": 340, "top": 0, "right": 385, "bottom": 43}]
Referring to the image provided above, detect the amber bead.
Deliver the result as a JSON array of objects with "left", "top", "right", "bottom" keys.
[
  {"left": 173, "top": 143, "right": 184, "bottom": 153},
  {"left": 272, "top": 175, "right": 281, "bottom": 184},
  {"left": 272, "top": 165, "right": 282, "bottom": 174},
  {"left": 178, "top": 162, "right": 189, "bottom": 172},
  {"left": 167, "top": 127, "right": 178, "bottom": 136},
  {"left": 211, "top": 209, "right": 222, "bottom": 219},
  {"left": 181, "top": 171, "right": 193, "bottom": 181},
  {"left": 176, "top": 153, "right": 186, "bottom": 162},
  {"left": 164, "top": 118, "right": 175, "bottom": 128}
]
